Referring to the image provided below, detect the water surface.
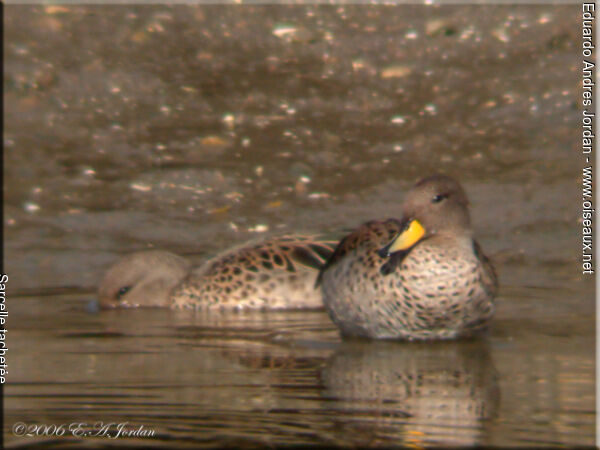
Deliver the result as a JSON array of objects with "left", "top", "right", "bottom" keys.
[{"left": 4, "top": 4, "right": 594, "bottom": 448}]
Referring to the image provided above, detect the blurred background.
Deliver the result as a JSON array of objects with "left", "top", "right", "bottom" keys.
[{"left": 4, "top": 4, "right": 594, "bottom": 448}]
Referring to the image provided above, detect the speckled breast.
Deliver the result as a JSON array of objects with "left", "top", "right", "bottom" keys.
[{"left": 321, "top": 239, "right": 496, "bottom": 340}]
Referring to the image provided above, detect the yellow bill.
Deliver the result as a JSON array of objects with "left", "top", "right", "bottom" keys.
[{"left": 380, "top": 219, "right": 426, "bottom": 256}]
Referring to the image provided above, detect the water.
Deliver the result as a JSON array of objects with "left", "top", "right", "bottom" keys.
[
  {"left": 6, "top": 292, "right": 594, "bottom": 447},
  {"left": 4, "top": 4, "right": 594, "bottom": 448}
]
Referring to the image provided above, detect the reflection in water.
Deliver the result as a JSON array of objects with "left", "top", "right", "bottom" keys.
[
  {"left": 6, "top": 299, "right": 339, "bottom": 447},
  {"left": 321, "top": 340, "right": 499, "bottom": 447},
  {"left": 4, "top": 295, "right": 594, "bottom": 447},
  {"left": 4, "top": 5, "right": 594, "bottom": 446}
]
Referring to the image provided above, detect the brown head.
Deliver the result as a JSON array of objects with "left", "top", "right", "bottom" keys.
[
  {"left": 98, "top": 250, "right": 191, "bottom": 308},
  {"left": 380, "top": 174, "right": 472, "bottom": 256}
]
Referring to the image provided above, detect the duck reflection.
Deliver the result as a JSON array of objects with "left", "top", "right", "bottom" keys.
[{"left": 320, "top": 339, "right": 499, "bottom": 447}]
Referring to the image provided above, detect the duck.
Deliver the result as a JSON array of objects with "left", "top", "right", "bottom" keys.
[
  {"left": 316, "top": 174, "right": 498, "bottom": 340},
  {"left": 98, "top": 235, "right": 336, "bottom": 310}
]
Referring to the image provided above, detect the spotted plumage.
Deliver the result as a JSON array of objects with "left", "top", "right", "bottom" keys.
[
  {"left": 317, "top": 174, "right": 498, "bottom": 340},
  {"left": 98, "top": 235, "right": 336, "bottom": 310}
]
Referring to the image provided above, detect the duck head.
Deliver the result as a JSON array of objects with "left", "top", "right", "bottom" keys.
[
  {"left": 98, "top": 250, "right": 191, "bottom": 308},
  {"left": 379, "top": 174, "right": 472, "bottom": 257}
]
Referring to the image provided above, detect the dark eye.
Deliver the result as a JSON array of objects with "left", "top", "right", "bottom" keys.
[
  {"left": 117, "top": 286, "right": 131, "bottom": 299},
  {"left": 432, "top": 193, "right": 449, "bottom": 204}
]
